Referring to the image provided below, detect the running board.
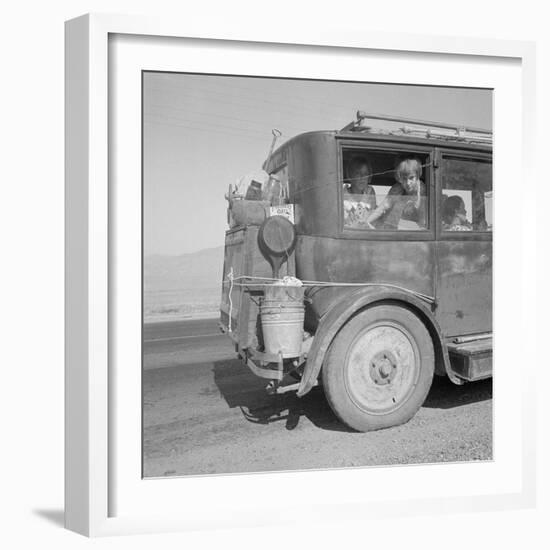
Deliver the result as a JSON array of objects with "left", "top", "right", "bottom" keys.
[{"left": 446, "top": 336, "right": 492, "bottom": 382}]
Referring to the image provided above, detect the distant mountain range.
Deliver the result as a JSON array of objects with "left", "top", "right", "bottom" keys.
[{"left": 144, "top": 245, "right": 224, "bottom": 292}]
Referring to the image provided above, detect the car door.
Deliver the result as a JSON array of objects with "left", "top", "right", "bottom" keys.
[{"left": 434, "top": 148, "right": 493, "bottom": 337}]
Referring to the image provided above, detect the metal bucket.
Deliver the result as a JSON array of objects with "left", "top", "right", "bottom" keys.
[{"left": 260, "top": 284, "right": 305, "bottom": 358}]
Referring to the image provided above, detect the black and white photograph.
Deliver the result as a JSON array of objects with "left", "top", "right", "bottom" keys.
[
  {"left": 3, "top": 0, "right": 547, "bottom": 543},
  {"left": 142, "top": 72, "right": 493, "bottom": 478},
  {"left": 5, "top": 0, "right": 547, "bottom": 543}
]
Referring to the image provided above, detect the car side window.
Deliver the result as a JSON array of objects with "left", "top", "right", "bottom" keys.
[
  {"left": 342, "top": 149, "right": 430, "bottom": 231},
  {"left": 440, "top": 157, "right": 492, "bottom": 232}
]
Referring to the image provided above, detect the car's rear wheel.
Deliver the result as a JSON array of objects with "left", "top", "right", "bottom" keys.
[{"left": 322, "top": 304, "right": 434, "bottom": 432}]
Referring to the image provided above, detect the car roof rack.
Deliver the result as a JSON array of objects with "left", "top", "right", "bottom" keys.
[{"left": 341, "top": 111, "right": 492, "bottom": 145}]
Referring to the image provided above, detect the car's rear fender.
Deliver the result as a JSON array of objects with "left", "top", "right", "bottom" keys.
[{"left": 297, "top": 286, "right": 460, "bottom": 397}]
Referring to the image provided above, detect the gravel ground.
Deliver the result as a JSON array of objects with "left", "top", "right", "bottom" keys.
[{"left": 143, "top": 349, "right": 492, "bottom": 477}]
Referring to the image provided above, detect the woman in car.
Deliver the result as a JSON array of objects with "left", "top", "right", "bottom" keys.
[
  {"left": 442, "top": 195, "right": 473, "bottom": 231},
  {"left": 343, "top": 156, "right": 376, "bottom": 227}
]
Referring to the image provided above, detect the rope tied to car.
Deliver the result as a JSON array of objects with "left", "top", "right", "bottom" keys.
[
  {"left": 227, "top": 268, "right": 234, "bottom": 333},
  {"left": 223, "top": 274, "right": 436, "bottom": 305}
]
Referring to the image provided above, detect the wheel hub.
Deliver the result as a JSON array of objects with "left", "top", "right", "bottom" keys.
[
  {"left": 370, "top": 350, "right": 397, "bottom": 385},
  {"left": 345, "top": 323, "right": 419, "bottom": 414}
]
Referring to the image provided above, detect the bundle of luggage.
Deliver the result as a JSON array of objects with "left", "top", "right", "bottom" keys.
[{"left": 225, "top": 170, "right": 288, "bottom": 228}]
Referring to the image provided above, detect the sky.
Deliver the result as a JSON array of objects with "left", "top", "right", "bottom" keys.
[{"left": 143, "top": 73, "right": 492, "bottom": 256}]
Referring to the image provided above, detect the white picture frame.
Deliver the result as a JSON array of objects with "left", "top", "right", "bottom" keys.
[{"left": 65, "top": 13, "right": 537, "bottom": 537}]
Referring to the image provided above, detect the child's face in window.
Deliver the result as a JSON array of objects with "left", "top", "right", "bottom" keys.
[{"left": 402, "top": 172, "right": 420, "bottom": 194}]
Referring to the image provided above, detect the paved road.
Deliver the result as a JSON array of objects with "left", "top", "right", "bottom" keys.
[
  {"left": 143, "top": 317, "right": 231, "bottom": 368},
  {"left": 143, "top": 318, "right": 492, "bottom": 478}
]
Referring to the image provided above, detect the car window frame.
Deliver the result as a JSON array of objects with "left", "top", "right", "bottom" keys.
[
  {"left": 435, "top": 148, "right": 493, "bottom": 242},
  {"left": 336, "top": 138, "right": 436, "bottom": 242}
]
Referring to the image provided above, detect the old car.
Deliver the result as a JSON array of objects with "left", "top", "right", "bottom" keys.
[{"left": 220, "top": 111, "right": 492, "bottom": 432}]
